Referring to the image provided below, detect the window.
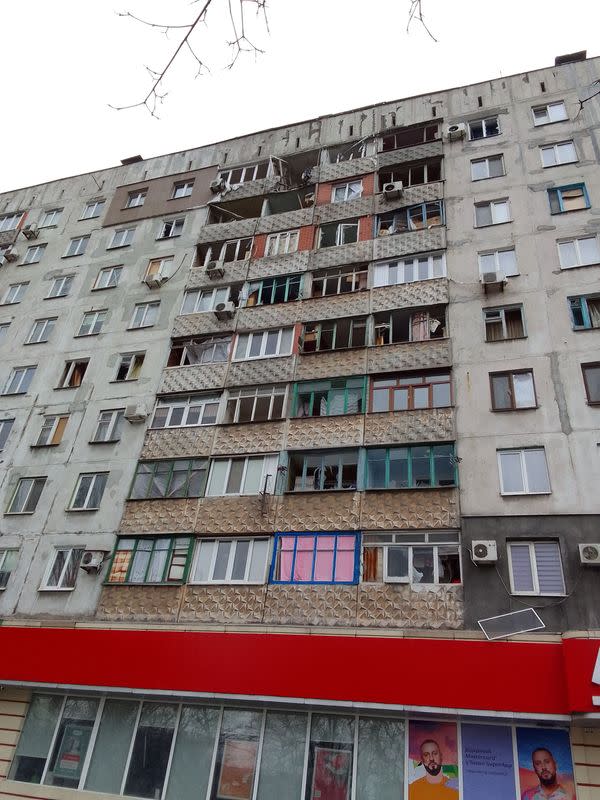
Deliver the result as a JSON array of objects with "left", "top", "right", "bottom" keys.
[
  {"left": 318, "top": 220, "right": 359, "bottom": 248},
  {"left": 548, "top": 184, "right": 589, "bottom": 214},
  {"left": 265, "top": 230, "right": 299, "bottom": 257},
  {"left": 371, "top": 372, "right": 451, "bottom": 412},
  {"left": 6, "top": 477, "right": 46, "bottom": 514},
  {"left": 129, "top": 301, "right": 160, "bottom": 329},
  {"left": 0, "top": 548, "right": 18, "bottom": 589},
  {"left": 109, "top": 227, "right": 135, "bottom": 248},
  {"left": 271, "top": 532, "right": 359, "bottom": 584},
  {"left": 366, "top": 444, "right": 457, "bottom": 489},
  {"left": 167, "top": 336, "right": 231, "bottom": 366},
  {"left": 1, "top": 282, "right": 28, "bottom": 304},
  {"left": 224, "top": 385, "right": 286, "bottom": 423},
  {"left": 3, "top": 366, "right": 36, "bottom": 395},
  {"left": 490, "top": 370, "right": 536, "bottom": 410},
  {"left": 69, "top": 472, "right": 108, "bottom": 510},
  {"left": 64, "top": 236, "right": 89, "bottom": 257},
  {"left": 470, "top": 155, "right": 505, "bottom": 180},
  {"left": 77, "top": 310, "right": 107, "bottom": 337},
  {"left": 23, "top": 243, "right": 47, "bottom": 264},
  {"left": 540, "top": 141, "right": 577, "bottom": 167},
  {"left": 377, "top": 201, "right": 444, "bottom": 236},
  {"left": 245, "top": 274, "right": 301, "bottom": 306},
  {"left": 331, "top": 181, "right": 363, "bottom": 203},
  {"left": 57, "top": 359, "right": 88, "bottom": 388},
  {"left": 301, "top": 317, "right": 367, "bottom": 353},
  {"left": 380, "top": 124, "right": 438, "bottom": 151},
  {"left": 202, "top": 236, "right": 253, "bottom": 264},
  {"left": 478, "top": 248, "right": 518, "bottom": 278},
  {"left": 468, "top": 117, "right": 500, "bottom": 140},
  {"left": 379, "top": 158, "right": 442, "bottom": 188},
  {"left": 93, "top": 265, "right": 122, "bottom": 290},
  {"left": 497, "top": 448, "right": 551, "bottom": 494},
  {"left": 0, "top": 322, "right": 10, "bottom": 343},
  {"left": 219, "top": 161, "right": 269, "bottom": 185},
  {"left": 108, "top": 537, "right": 192, "bottom": 584},
  {"left": 126, "top": 190, "right": 146, "bottom": 208},
  {"left": 92, "top": 409, "right": 125, "bottom": 442},
  {"left": 206, "top": 454, "right": 278, "bottom": 496},
  {"left": 288, "top": 450, "right": 358, "bottom": 491},
  {"left": 508, "top": 542, "right": 565, "bottom": 595},
  {"left": 145, "top": 257, "right": 174, "bottom": 283},
  {"left": 362, "top": 530, "right": 461, "bottom": 585},
  {"left": 158, "top": 217, "right": 184, "bottom": 238},
  {"left": 233, "top": 327, "right": 293, "bottom": 360},
  {"left": 47, "top": 275, "right": 73, "bottom": 298},
  {"left": 582, "top": 363, "right": 600, "bottom": 404},
  {"left": 294, "top": 377, "right": 365, "bottom": 417},
  {"left": 26, "top": 317, "right": 57, "bottom": 344},
  {"left": 130, "top": 460, "right": 208, "bottom": 499},
  {"left": 570, "top": 295, "right": 600, "bottom": 330},
  {"left": 191, "top": 538, "right": 270, "bottom": 584},
  {"left": 115, "top": 352, "right": 144, "bottom": 381},
  {"left": 483, "top": 305, "right": 525, "bottom": 341},
  {"left": 474, "top": 199, "right": 511, "bottom": 226},
  {"left": 311, "top": 264, "right": 368, "bottom": 297},
  {"left": 181, "top": 286, "right": 236, "bottom": 314},
  {"left": 41, "top": 547, "right": 85, "bottom": 590},
  {"left": 373, "top": 307, "right": 446, "bottom": 345},
  {"left": 35, "top": 415, "right": 69, "bottom": 446},
  {"left": 0, "top": 212, "right": 24, "bottom": 232},
  {"left": 81, "top": 200, "right": 105, "bottom": 219},
  {"left": 0, "top": 418, "right": 14, "bottom": 450},
  {"left": 172, "top": 180, "right": 194, "bottom": 198},
  {"left": 373, "top": 253, "right": 446, "bottom": 287},
  {"left": 40, "top": 208, "right": 63, "bottom": 227},
  {"left": 532, "top": 101, "right": 568, "bottom": 126},
  {"left": 558, "top": 236, "right": 600, "bottom": 269},
  {"left": 152, "top": 394, "right": 220, "bottom": 428}
]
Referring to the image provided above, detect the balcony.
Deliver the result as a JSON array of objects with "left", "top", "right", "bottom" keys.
[
  {"left": 287, "top": 414, "right": 364, "bottom": 450},
  {"left": 373, "top": 227, "right": 446, "bottom": 260},
  {"left": 377, "top": 139, "right": 443, "bottom": 169},
  {"left": 314, "top": 195, "right": 375, "bottom": 225},
  {"left": 159, "top": 362, "right": 228, "bottom": 394},
  {"left": 316, "top": 154, "right": 378, "bottom": 183},
  {"left": 310, "top": 238, "right": 374, "bottom": 270},
  {"left": 225, "top": 354, "right": 296, "bottom": 387},
  {"left": 367, "top": 338, "right": 452, "bottom": 373},
  {"left": 364, "top": 408, "right": 454, "bottom": 446},
  {"left": 370, "top": 277, "right": 449, "bottom": 314},
  {"left": 141, "top": 426, "right": 216, "bottom": 460}
]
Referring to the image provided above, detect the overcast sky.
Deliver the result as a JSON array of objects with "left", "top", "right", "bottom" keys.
[{"left": 1, "top": 0, "right": 598, "bottom": 192}]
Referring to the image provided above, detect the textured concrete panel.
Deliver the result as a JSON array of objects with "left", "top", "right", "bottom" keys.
[
  {"left": 247, "top": 250, "right": 310, "bottom": 279},
  {"left": 295, "top": 348, "right": 367, "bottom": 380},
  {"left": 276, "top": 491, "right": 361, "bottom": 531},
  {"left": 317, "top": 156, "right": 378, "bottom": 183},
  {"left": 173, "top": 312, "right": 234, "bottom": 338},
  {"left": 298, "top": 291, "right": 370, "bottom": 322},
  {"left": 310, "top": 239, "right": 374, "bottom": 270},
  {"left": 356, "top": 584, "right": 463, "bottom": 629},
  {"left": 197, "top": 218, "right": 258, "bottom": 244},
  {"left": 374, "top": 181, "right": 444, "bottom": 214},
  {"left": 360, "top": 489, "right": 459, "bottom": 529},
  {"left": 364, "top": 409, "right": 454, "bottom": 445},
  {"left": 377, "top": 140, "right": 443, "bottom": 169},
  {"left": 226, "top": 356, "right": 296, "bottom": 387},
  {"left": 141, "top": 426, "right": 216, "bottom": 459},
  {"left": 255, "top": 208, "right": 314, "bottom": 234},
  {"left": 286, "top": 415, "right": 365, "bottom": 450},
  {"left": 367, "top": 339, "right": 452, "bottom": 374},
  {"left": 263, "top": 584, "right": 358, "bottom": 626},
  {"left": 213, "top": 421, "right": 286, "bottom": 455},
  {"left": 370, "top": 278, "right": 449, "bottom": 314},
  {"left": 373, "top": 228, "right": 446, "bottom": 261},
  {"left": 195, "top": 496, "right": 278, "bottom": 534},
  {"left": 159, "top": 364, "right": 229, "bottom": 394},
  {"left": 96, "top": 585, "right": 183, "bottom": 622},
  {"left": 237, "top": 302, "right": 304, "bottom": 330},
  {"left": 120, "top": 499, "right": 198, "bottom": 533},
  {"left": 218, "top": 176, "right": 282, "bottom": 201},
  {"left": 186, "top": 261, "right": 250, "bottom": 290},
  {"left": 179, "top": 585, "right": 267, "bottom": 623},
  {"left": 314, "top": 196, "right": 375, "bottom": 225}
]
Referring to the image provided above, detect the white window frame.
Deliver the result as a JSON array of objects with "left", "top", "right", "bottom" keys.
[
  {"left": 158, "top": 218, "right": 184, "bottom": 239},
  {"left": 7, "top": 476, "right": 46, "bottom": 514},
  {"left": 380, "top": 536, "right": 462, "bottom": 586},
  {"left": 80, "top": 200, "right": 105, "bottom": 220},
  {"left": 129, "top": 302, "right": 160, "bottom": 329},
  {"left": 151, "top": 395, "right": 221, "bottom": 428},
  {"left": 470, "top": 155, "right": 505, "bottom": 181},
  {"left": 540, "top": 141, "right": 577, "bottom": 168},
  {"left": 497, "top": 448, "right": 551, "bottom": 495},
  {"left": 69, "top": 472, "right": 108, "bottom": 511},
  {"left": 115, "top": 352, "right": 145, "bottom": 381},
  {"left": 373, "top": 252, "right": 446, "bottom": 287},
  {"left": 40, "top": 547, "right": 85, "bottom": 591},
  {"left": 2, "top": 283, "right": 28, "bottom": 304},
  {"left": 331, "top": 180, "right": 363, "bottom": 203},
  {"left": 206, "top": 454, "right": 279, "bottom": 497},
  {"left": 3, "top": 366, "right": 36, "bottom": 395},
  {"left": 532, "top": 101, "right": 568, "bottom": 126},
  {"left": 109, "top": 228, "right": 135, "bottom": 249},
  {"left": 35, "top": 414, "right": 69, "bottom": 446},
  {"left": 92, "top": 409, "right": 125, "bottom": 442},
  {"left": 233, "top": 327, "right": 294, "bottom": 361},
  {"left": 190, "top": 537, "right": 271, "bottom": 584},
  {"left": 474, "top": 199, "right": 511, "bottom": 227},
  {"left": 47, "top": 275, "right": 73, "bottom": 298},
  {"left": 145, "top": 257, "right": 174, "bottom": 282},
  {"left": 125, "top": 190, "right": 146, "bottom": 208},
  {"left": 468, "top": 117, "right": 500, "bottom": 140},
  {"left": 0, "top": 418, "right": 14, "bottom": 451},
  {"left": 557, "top": 236, "right": 600, "bottom": 269},
  {"left": 0, "top": 548, "right": 18, "bottom": 589},
  {"left": 23, "top": 244, "right": 47, "bottom": 264},
  {"left": 265, "top": 230, "right": 299, "bottom": 257},
  {"left": 478, "top": 248, "right": 519, "bottom": 278},
  {"left": 64, "top": 236, "right": 89, "bottom": 257},
  {"left": 78, "top": 310, "right": 107, "bottom": 337},
  {"left": 0, "top": 212, "right": 24, "bottom": 232},
  {"left": 40, "top": 209, "right": 62, "bottom": 228},
  {"left": 181, "top": 287, "right": 231, "bottom": 314},
  {"left": 219, "top": 162, "right": 270, "bottom": 185},
  {"left": 205, "top": 237, "right": 253, "bottom": 265},
  {"left": 224, "top": 385, "right": 287, "bottom": 424},
  {"left": 93, "top": 266, "right": 122, "bottom": 290},
  {"left": 26, "top": 317, "right": 56, "bottom": 344},
  {"left": 507, "top": 542, "right": 565, "bottom": 596},
  {"left": 172, "top": 181, "right": 194, "bottom": 199},
  {"left": 58, "top": 360, "right": 88, "bottom": 389}
]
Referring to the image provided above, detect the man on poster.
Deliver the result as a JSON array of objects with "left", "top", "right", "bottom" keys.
[
  {"left": 409, "top": 739, "right": 459, "bottom": 800},
  {"left": 521, "top": 748, "right": 570, "bottom": 800}
]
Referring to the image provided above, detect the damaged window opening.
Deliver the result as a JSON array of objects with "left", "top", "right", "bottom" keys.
[
  {"left": 569, "top": 295, "right": 600, "bottom": 330},
  {"left": 377, "top": 201, "right": 444, "bottom": 236},
  {"left": 167, "top": 336, "right": 232, "bottom": 367},
  {"left": 323, "top": 140, "right": 371, "bottom": 163},
  {"left": 233, "top": 328, "right": 294, "bottom": 361},
  {"left": 152, "top": 394, "right": 220, "bottom": 428},
  {"left": 57, "top": 359, "right": 89, "bottom": 389},
  {"left": 219, "top": 161, "right": 270, "bottom": 185},
  {"left": 373, "top": 253, "right": 446, "bottom": 286},
  {"left": 115, "top": 352, "right": 144, "bottom": 381},
  {"left": 158, "top": 218, "right": 184, "bottom": 239},
  {"left": 373, "top": 306, "right": 446, "bottom": 345},
  {"left": 379, "top": 158, "right": 442, "bottom": 188},
  {"left": 244, "top": 274, "right": 301, "bottom": 306},
  {"left": 362, "top": 531, "right": 461, "bottom": 585},
  {"left": 311, "top": 264, "right": 368, "bottom": 297},
  {"left": 224, "top": 385, "right": 287, "bottom": 424},
  {"left": 371, "top": 372, "right": 451, "bottom": 412},
  {"left": 548, "top": 184, "right": 589, "bottom": 214},
  {"left": 287, "top": 450, "right": 359, "bottom": 492},
  {"left": 181, "top": 286, "right": 240, "bottom": 314},
  {"left": 490, "top": 370, "right": 537, "bottom": 410},
  {"left": 468, "top": 117, "right": 500, "bottom": 140},
  {"left": 300, "top": 317, "right": 367, "bottom": 353},
  {"left": 380, "top": 124, "right": 438, "bottom": 152},
  {"left": 366, "top": 444, "right": 457, "bottom": 489},
  {"left": 200, "top": 237, "right": 253, "bottom": 265},
  {"left": 108, "top": 537, "right": 193, "bottom": 584},
  {"left": 318, "top": 220, "right": 359, "bottom": 248},
  {"left": 294, "top": 376, "right": 366, "bottom": 417},
  {"left": 484, "top": 305, "right": 525, "bottom": 341},
  {"left": 265, "top": 230, "right": 299, "bottom": 257},
  {"left": 130, "top": 459, "right": 209, "bottom": 500},
  {"left": 331, "top": 181, "right": 363, "bottom": 203}
]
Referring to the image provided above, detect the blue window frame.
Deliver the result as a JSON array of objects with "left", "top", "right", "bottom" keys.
[
  {"left": 269, "top": 532, "right": 360, "bottom": 584},
  {"left": 548, "top": 184, "right": 590, "bottom": 214},
  {"left": 569, "top": 295, "right": 600, "bottom": 330}
]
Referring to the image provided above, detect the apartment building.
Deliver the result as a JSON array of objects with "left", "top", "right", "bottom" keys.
[{"left": 0, "top": 52, "right": 599, "bottom": 800}]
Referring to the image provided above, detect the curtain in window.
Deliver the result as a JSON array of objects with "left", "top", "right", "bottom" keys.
[
  {"left": 589, "top": 299, "right": 600, "bottom": 327},
  {"left": 411, "top": 312, "right": 428, "bottom": 341},
  {"left": 505, "top": 311, "right": 523, "bottom": 339}
]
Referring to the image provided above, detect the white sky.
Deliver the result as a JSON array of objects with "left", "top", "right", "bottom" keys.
[{"left": 1, "top": 0, "right": 598, "bottom": 192}]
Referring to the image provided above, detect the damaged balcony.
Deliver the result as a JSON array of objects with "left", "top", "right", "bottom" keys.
[
  {"left": 160, "top": 335, "right": 231, "bottom": 394},
  {"left": 377, "top": 122, "right": 444, "bottom": 168}
]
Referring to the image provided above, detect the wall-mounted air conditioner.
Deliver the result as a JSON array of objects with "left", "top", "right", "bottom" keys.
[{"left": 471, "top": 540, "right": 498, "bottom": 564}]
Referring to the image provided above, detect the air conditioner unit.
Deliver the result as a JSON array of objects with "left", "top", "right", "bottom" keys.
[
  {"left": 579, "top": 543, "right": 600, "bottom": 565},
  {"left": 443, "top": 122, "right": 468, "bottom": 141},
  {"left": 210, "top": 178, "right": 227, "bottom": 194},
  {"left": 206, "top": 260, "right": 225, "bottom": 280},
  {"left": 214, "top": 301, "right": 235, "bottom": 321},
  {"left": 472, "top": 540, "right": 498, "bottom": 564},
  {"left": 480, "top": 270, "right": 506, "bottom": 290},
  {"left": 144, "top": 275, "right": 164, "bottom": 288},
  {"left": 80, "top": 550, "right": 108, "bottom": 574},
  {"left": 22, "top": 223, "right": 39, "bottom": 240},
  {"left": 383, "top": 181, "right": 403, "bottom": 201},
  {"left": 124, "top": 404, "right": 148, "bottom": 423},
  {"left": 4, "top": 250, "right": 18, "bottom": 262}
]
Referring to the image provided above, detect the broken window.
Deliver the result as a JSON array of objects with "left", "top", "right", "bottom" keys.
[
  {"left": 301, "top": 317, "right": 367, "bottom": 353},
  {"left": 233, "top": 328, "right": 294, "bottom": 360},
  {"left": 271, "top": 532, "right": 359, "bottom": 584},
  {"left": 294, "top": 377, "right": 366, "bottom": 417},
  {"left": 532, "top": 101, "right": 568, "bottom": 126},
  {"left": 474, "top": 199, "right": 510, "bottom": 227},
  {"left": 115, "top": 352, "right": 145, "bottom": 381},
  {"left": 468, "top": 117, "right": 500, "bottom": 140},
  {"left": 224, "top": 385, "right": 287, "bottom": 423},
  {"left": 331, "top": 181, "right": 363, "bottom": 203},
  {"left": 323, "top": 140, "right": 371, "bottom": 163},
  {"left": 219, "top": 161, "right": 270, "bottom": 185},
  {"left": 130, "top": 459, "right": 208, "bottom": 499},
  {"left": 373, "top": 252, "right": 446, "bottom": 286},
  {"left": 288, "top": 449, "right": 359, "bottom": 491},
  {"left": 58, "top": 359, "right": 89, "bottom": 389},
  {"left": 373, "top": 306, "right": 446, "bottom": 345},
  {"left": 167, "top": 336, "right": 231, "bottom": 366},
  {"left": 371, "top": 372, "right": 451, "bottom": 412},
  {"left": 484, "top": 305, "right": 525, "bottom": 341},
  {"left": 152, "top": 394, "right": 220, "bottom": 428},
  {"left": 470, "top": 155, "right": 505, "bottom": 180},
  {"left": 318, "top": 220, "right": 359, "bottom": 248},
  {"left": 366, "top": 444, "right": 457, "bottom": 489},
  {"left": 199, "top": 236, "right": 253, "bottom": 265},
  {"left": 181, "top": 286, "right": 239, "bottom": 314},
  {"left": 206, "top": 454, "right": 278, "bottom": 496},
  {"left": 35, "top": 414, "right": 69, "bottom": 446},
  {"left": 548, "top": 184, "right": 589, "bottom": 214},
  {"left": 158, "top": 218, "right": 184, "bottom": 239},
  {"left": 379, "top": 158, "right": 442, "bottom": 188},
  {"left": 265, "top": 230, "right": 299, "bottom": 256},
  {"left": 569, "top": 295, "right": 600, "bottom": 330},
  {"left": 145, "top": 257, "right": 174, "bottom": 281},
  {"left": 108, "top": 537, "right": 193, "bottom": 584},
  {"left": 377, "top": 201, "right": 443, "bottom": 235},
  {"left": 311, "top": 264, "right": 368, "bottom": 297},
  {"left": 490, "top": 370, "right": 537, "bottom": 410},
  {"left": 245, "top": 274, "right": 301, "bottom": 306},
  {"left": 380, "top": 124, "right": 438, "bottom": 152},
  {"left": 362, "top": 530, "right": 461, "bottom": 585}
]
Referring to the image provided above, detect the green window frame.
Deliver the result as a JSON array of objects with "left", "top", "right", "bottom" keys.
[
  {"left": 246, "top": 274, "right": 301, "bottom": 306},
  {"left": 288, "top": 449, "right": 359, "bottom": 491},
  {"left": 293, "top": 376, "right": 367, "bottom": 417},
  {"left": 301, "top": 317, "right": 367, "bottom": 353},
  {"left": 107, "top": 537, "right": 193, "bottom": 584},
  {"left": 129, "top": 459, "right": 208, "bottom": 499},
  {"left": 569, "top": 295, "right": 600, "bottom": 330},
  {"left": 366, "top": 444, "right": 457, "bottom": 489}
]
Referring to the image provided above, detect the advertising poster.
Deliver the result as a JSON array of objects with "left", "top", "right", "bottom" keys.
[
  {"left": 216, "top": 738, "right": 259, "bottom": 800},
  {"left": 516, "top": 727, "right": 576, "bottom": 800},
  {"left": 310, "top": 746, "right": 352, "bottom": 800},
  {"left": 52, "top": 723, "right": 92, "bottom": 781},
  {"left": 408, "top": 720, "right": 460, "bottom": 800},
  {"left": 461, "top": 723, "right": 516, "bottom": 800}
]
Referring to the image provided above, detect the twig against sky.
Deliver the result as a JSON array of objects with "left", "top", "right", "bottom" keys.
[{"left": 407, "top": 0, "right": 437, "bottom": 42}]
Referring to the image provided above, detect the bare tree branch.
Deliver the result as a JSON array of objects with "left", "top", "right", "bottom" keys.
[
  {"left": 226, "top": 0, "right": 265, "bottom": 70},
  {"left": 575, "top": 80, "right": 600, "bottom": 119},
  {"left": 407, "top": 0, "right": 438, "bottom": 42}
]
